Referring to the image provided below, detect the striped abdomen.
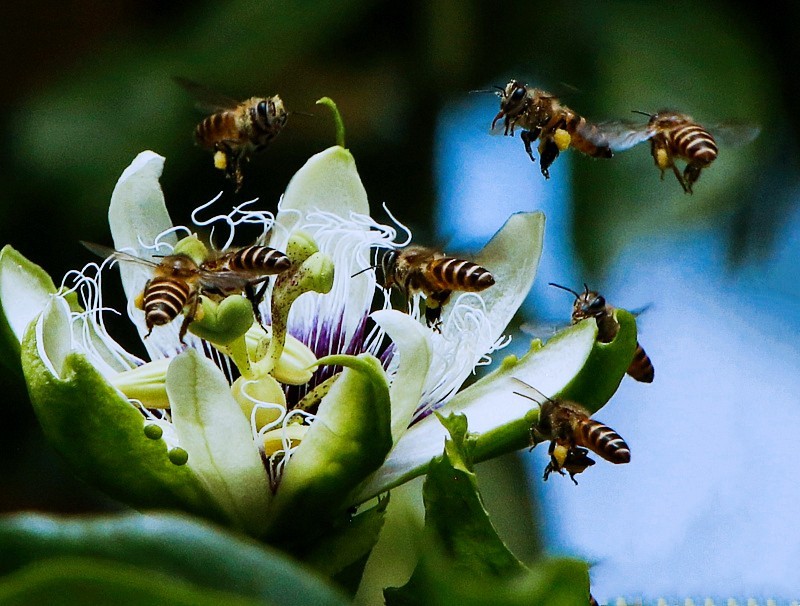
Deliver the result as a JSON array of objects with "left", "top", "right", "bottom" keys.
[
  {"left": 627, "top": 342, "right": 654, "bottom": 383},
  {"left": 564, "top": 114, "right": 614, "bottom": 158},
  {"left": 427, "top": 257, "right": 495, "bottom": 293},
  {"left": 218, "top": 246, "right": 291, "bottom": 275},
  {"left": 195, "top": 111, "right": 241, "bottom": 149},
  {"left": 143, "top": 277, "right": 191, "bottom": 330},
  {"left": 575, "top": 419, "right": 631, "bottom": 464},
  {"left": 669, "top": 123, "right": 717, "bottom": 166}
]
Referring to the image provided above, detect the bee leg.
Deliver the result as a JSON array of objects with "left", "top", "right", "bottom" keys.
[
  {"left": 425, "top": 290, "right": 451, "bottom": 331},
  {"left": 178, "top": 292, "right": 200, "bottom": 345},
  {"left": 683, "top": 163, "right": 702, "bottom": 195},
  {"left": 245, "top": 282, "right": 267, "bottom": 330},
  {"left": 672, "top": 164, "right": 689, "bottom": 194},
  {"left": 538, "top": 137, "right": 560, "bottom": 179},
  {"left": 521, "top": 128, "right": 540, "bottom": 163}
]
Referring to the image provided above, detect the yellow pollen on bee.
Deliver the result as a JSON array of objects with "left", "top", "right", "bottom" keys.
[
  {"left": 214, "top": 150, "right": 228, "bottom": 170},
  {"left": 551, "top": 442, "right": 569, "bottom": 467},
  {"left": 655, "top": 148, "right": 670, "bottom": 169},
  {"left": 134, "top": 291, "right": 145, "bottom": 311},
  {"left": 553, "top": 128, "right": 572, "bottom": 151}
]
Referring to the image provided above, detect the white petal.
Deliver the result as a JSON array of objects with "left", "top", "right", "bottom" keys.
[
  {"left": 354, "top": 320, "right": 597, "bottom": 502},
  {"left": 108, "top": 151, "right": 180, "bottom": 356},
  {"left": 419, "top": 211, "right": 545, "bottom": 411},
  {"left": 34, "top": 297, "right": 74, "bottom": 380},
  {"left": 371, "top": 309, "right": 432, "bottom": 443},
  {"left": 166, "top": 349, "right": 271, "bottom": 536},
  {"left": 0, "top": 246, "right": 58, "bottom": 345},
  {"left": 268, "top": 147, "right": 391, "bottom": 359},
  {"left": 473, "top": 211, "right": 545, "bottom": 338},
  {"left": 274, "top": 147, "right": 368, "bottom": 234}
]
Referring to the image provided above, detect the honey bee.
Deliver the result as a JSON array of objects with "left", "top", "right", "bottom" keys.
[
  {"left": 380, "top": 245, "right": 495, "bottom": 327},
  {"left": 594, "top": 109, "right": 759, "bottom": 194},
  {"left": 550, "top": 282, "right": 654, "bottom": 383},
  {"left": 491, "top": 80, "right": 613, "bottom": 178},
  {"left": 175, "top": 77, "right": 288, "bottom": 192},
  {"left": 514, "top": 379, "right": 631, "bottom": 482},
  {"left": 82, "top": 242, "right": 290, "bottom": 341}
]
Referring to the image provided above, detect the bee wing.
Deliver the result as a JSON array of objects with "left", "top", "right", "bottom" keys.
[
  {"left": 519, "top": 321, "right": 568, "bottom": 341},
  {"left": 706, "top": 122, "right": 760, "bottom": 147},
  {"left": 80, "top": 241, "right": 160, "bottom": 269},
  {"left": 198, "top": 269, "right": 271, "bottom": 292},
  {"left": 576, "top": 120, "right": 654, "bottom": 151},
  {"left": 174, "top": 77, "right": 240, "bottom": 112}
]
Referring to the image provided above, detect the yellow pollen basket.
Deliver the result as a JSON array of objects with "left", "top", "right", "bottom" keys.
[
  {"left": 655, "top": 148, "right": 670, "bottom": 170},
  {"left": 214, "top": 150, "right": 228, "bottom": 171},
  {"left": 553, "top": 128, "right": 572, "bottom": 151}
]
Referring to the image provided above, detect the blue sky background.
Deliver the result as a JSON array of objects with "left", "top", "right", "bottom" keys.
[{"left": 435, "top": 95, "right": 800, "bottom": 601}]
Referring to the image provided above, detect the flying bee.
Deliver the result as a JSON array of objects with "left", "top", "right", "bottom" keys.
[
  {"left": 490, "top": 80, "right": 613, "bottom": 178},
  {"left": 379, "top": 245, "right": 495, "bottom": 327},
  {"left": 175, "top": 77, "right": 288, "bottom": 192},
  {"left": 82, "top": 242, "right": 290, "bottom": 342},
  {"left": 514, "top": 378, "right": 631, "bottom": 482},
  {"left": 550, "top": 282, "right": 654, "bottom": 383},
  {"left": 593, "top": 109, "right": 759, "bottom": 194}
]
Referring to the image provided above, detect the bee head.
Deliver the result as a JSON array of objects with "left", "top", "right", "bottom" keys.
[
  {"left": 162, "top": 254, "right": 200, "bottom": 278},
  {"left": 255, "top": 96, "right": 288, "bottom": 129},
  {"left": 380, "top": 249, "right": 399, "bottom": 289}
]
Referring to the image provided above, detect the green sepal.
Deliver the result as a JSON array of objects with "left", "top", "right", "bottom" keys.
[
  {"left": 302, "top": 495, "right": 390, "bottom": 596},
  {"left": 0, "top": 513, "right": 349, "bottom": 606},
  {"left": 20, "top": 322, "right": 223, "bottom": 520},
  {"left": 385, "top": 414, "right": 589, "bottom": 606},
  {"left": 264, "top": 353, "right": 392, "bottom": 546},
  {"left": 557, "top": 309, "right": 638, "bottom": 413},
  {"left": 355, "top": 312, "right": 637, "bottom": 501}
]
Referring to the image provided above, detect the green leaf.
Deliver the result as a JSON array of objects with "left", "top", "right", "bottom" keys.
[
  {"left": 303, "top": 496, "right": 390, "bottom": 596},
  {"left": 21, "top": 310, "right": 223, "bottom": 519},
  {"left": 385, "top": 555, "right": 591, "bottom": 606},
  {"left": 0, "top": 513, "right": 349, "bottom": 606},
  {"left": 385, "top": 414, "right": 589, "bottom": 606},
  {"left": 356, "top": 310, "right": 637, "bottom": 501},
  {"left": 0, "top": 557, "right": 270, "bottom": 606},
  {"left": 422, "top": 413, "right": 525, "bottom": 577},
  {"left": 166, "top": 349, "right": 272, "bottom": 536},
  {"left": 265, "top": 354, "right": 392, "bottom": 545}
]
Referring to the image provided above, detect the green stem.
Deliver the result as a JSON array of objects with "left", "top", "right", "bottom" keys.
[{"left": 315, "top": 97, "right": 346, "bottom": 148}]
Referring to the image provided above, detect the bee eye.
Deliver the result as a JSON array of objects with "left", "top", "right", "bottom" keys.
[
  {"left": 590, "top": 296, "right": 605, "bottom": 309},
  {"left": 510, "top": 87, "right": 526, "bottom": 102},
  {"left": 257, "top": 100, "right": 269, "bottom": 119}
]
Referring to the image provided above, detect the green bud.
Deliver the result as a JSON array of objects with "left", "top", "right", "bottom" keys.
[
  {"left": 143, "top": 424, "right": 163, "bottom": 440},
  {"left": 173, "top": 235, "right": 209, "bottom": 265},
  {"left": 109, "top": 358, "right": 171, "bottom": 408},
  {"left": 168, "top": 447, "right": 189, "bottom": 466}
]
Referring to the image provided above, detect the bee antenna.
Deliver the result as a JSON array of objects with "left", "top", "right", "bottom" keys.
[
  {"left": 469, "top": 88, "right": 498, "bottom": 95},
  {"left": 350, "top": 265, "right": 377, "bottom": 278},
  {"left": 510, "top": 377, "right": 555, "bottom": 405},
  {"left": 548, "top": 282, "right": 580, "bottom": 298},
  {"left": 290, "top": 111, "right": 315, "bottom": 118},
  {"left": 493, "top": 85, "right": 506, "bottom": 95},
  {"left": 631, "top": 110, "right": 653, "bottom": 118},
  {"left": 583, "top": 283, "right": 590, "bottom": 296}
]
